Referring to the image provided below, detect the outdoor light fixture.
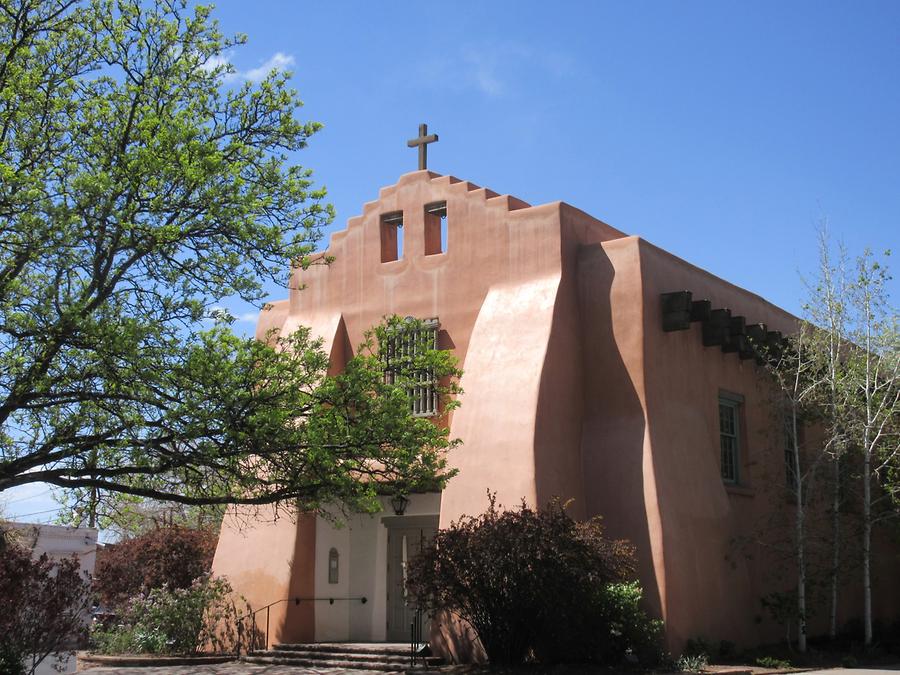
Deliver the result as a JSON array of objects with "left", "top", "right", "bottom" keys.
[{"left": 390, "top": 494, "right": 410, "bottom": 516}]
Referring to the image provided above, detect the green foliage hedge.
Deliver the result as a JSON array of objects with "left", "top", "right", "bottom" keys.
[{"left": 91, "top": 575, "right": 250, "bottom": 656}]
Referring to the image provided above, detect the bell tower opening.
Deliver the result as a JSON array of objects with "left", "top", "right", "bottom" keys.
[
  {"left": 424, "top": 201, "right": 447, "bottom": 255},
  {"left": 380, "top": 211, "right": 404, "bottom": 262}
]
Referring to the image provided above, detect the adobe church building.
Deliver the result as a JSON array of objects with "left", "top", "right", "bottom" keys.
[{"left": 212, "top": 143, "right": 899, "bottom": 657}]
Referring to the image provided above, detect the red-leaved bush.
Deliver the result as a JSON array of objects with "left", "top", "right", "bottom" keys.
[
  {"left": 0, "top": 526, "right": 91, "bottom": 675},
  {"left": 94, "top": 525, "right": 217, "bottom": 608},
  {"left": 407, "top": 495, "right": 662, "bottom": 666}
]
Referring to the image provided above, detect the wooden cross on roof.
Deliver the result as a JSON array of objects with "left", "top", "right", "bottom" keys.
[{"left": 407, "top": 123, "right": 438, "bottom": 170}]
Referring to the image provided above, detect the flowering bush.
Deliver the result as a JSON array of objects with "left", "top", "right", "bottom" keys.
[{"left": 91, "top": 575, "right": 251, "bottom": 655}]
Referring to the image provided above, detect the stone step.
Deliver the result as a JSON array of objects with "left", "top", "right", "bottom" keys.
[
  {"left": 252, "top": 648, "right": 441, "bottom": 666},
  {"left": 273, "top": 642, "right": 415, "bottom": 658},
  {"left": 242, "top": 654, "right": 421, "bottom": 672}
]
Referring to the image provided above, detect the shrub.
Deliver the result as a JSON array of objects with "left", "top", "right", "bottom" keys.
[
  {"left": 841, "top": 654, "right": 858, "bottom": 668},
  {"left": 594, "top": 581, "right": 664, "bottom": 664},
  {"left": 94, "top": 525, "right": 217, "bottom": 608},
  {"left": 677, "top": 652, "right": 709, "bottom": 673},
  {"left": 0, "top": 525, "right": 91, "bottom": 675},
  {"left": 683, "top": 636, "right": 712, "bottom": 658},
  {"left": 756, "top": 656, "right": 792, "bottom": 669},
  {"left": 717, "top": 640, "right": 737, "bottom": 660},
  {"left": 406, "top": 494, "right": 661, "bottom": 665},
  {"left": 0, "top": 642, "right": 26, "bottom": 675},
  {"left": 91, "top": 575, "right": 250, "bottom": 655}
]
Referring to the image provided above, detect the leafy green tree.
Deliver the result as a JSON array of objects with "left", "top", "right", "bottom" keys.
[
  {"left": 844, "top": 249, "right": 898, "bottom": 645},
  {"left": 739, "top": 231, "right": 898, "bottom": 652},
  {"left": 802, "top": 228, "right": 853, "bottom": 640},
  {"left": 755, "top": 324, "right": 823, "bottom": 653},
  {"left": 0, "top": 0, "right": 460, "bottom": 513},
  {"left": 53, "top": 483, "right": 218, "bottom": 535},
  {"left": 56, "top": 487, "right": 225, "bottom": 539},
  {"left": 781, "top": 235, "right": 897, "bottom": 648}
]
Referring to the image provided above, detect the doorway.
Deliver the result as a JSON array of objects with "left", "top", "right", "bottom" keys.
[{"left": 384, "top": 515, "right": 438, "bottom": 642}]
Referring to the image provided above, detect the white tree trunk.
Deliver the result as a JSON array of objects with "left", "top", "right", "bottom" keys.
[
  {"left": 863, "top": 439, "right": 873, "bottom": 646},
  {"left": 794, "top": 410, "right": 807, "bottom": 653},
  {"left": 829, "top": 453, "right": 840, "bottom": 640},
  {"left": 791, "top": 405, "right": 806, "bottom": 653},
  {"left": 861, "top": 283, "right": 874, "bottom": 648}
]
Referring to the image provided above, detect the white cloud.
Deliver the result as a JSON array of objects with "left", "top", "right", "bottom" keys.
[
  {"left": 205, "top": 306, "right": 258, "bottom": 324},
  {"left": 199, "top": 50, "right": 238, "bottom": 83},
  {"left": 414, "top": 42, "right": 573, "bottom": 98},
  {"left": 242, "top": 52, "right": 296, "bottom": 83},
  {"left": 199, "top": 50, "right": 296, "bottom": 84},
  {"left": 461, "top": 48, "right": 505, "bottom": 96}
]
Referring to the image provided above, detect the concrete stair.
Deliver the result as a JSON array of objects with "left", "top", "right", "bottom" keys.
[{"left": 243, "top": 642, "right": 443, "bottom": 672}]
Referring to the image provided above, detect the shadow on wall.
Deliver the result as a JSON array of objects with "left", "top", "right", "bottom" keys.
[
  {"left": 280, "top": 513, "right": 316, "bottom": 645},
  {"left": 571, "top": 244, "right": 661, "bottom": 618},
  {"left": 429, "top": 609, "right": 488, "bottom": 665},
  {"left": 533, "top": 253, "right": 587, "bottom": 521}
]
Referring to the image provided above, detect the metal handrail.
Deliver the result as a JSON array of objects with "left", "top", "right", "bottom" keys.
[
  {"left": 236, "top": 595, "right": 368, "bottom": 653},
  {"left": 410, "top": 606, "right": 424, "bottom": 666}
]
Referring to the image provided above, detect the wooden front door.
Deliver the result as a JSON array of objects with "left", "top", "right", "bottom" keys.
[{"left": 385, "top": 516, "right": 437, "bottom": 642}]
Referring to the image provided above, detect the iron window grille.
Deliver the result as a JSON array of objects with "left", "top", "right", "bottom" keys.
[{"left": 382, "top": 317, "right": 440, "bottom": 417}]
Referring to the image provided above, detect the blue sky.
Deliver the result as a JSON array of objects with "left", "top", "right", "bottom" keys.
[
  {"left": 213, "top": 0, "right": 898, "bottom": 325},
  {"left": 4, "top": 1, "right": 899, "bottom": 523}
]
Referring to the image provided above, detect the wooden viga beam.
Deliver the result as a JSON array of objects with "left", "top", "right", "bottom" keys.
[
  {"left": 661, "top": 291, "right": 692, "bottom": 331},
  {"left": 746, "top": 323, "right": 768, "bottom": 364},
  {"left": 663, "top": 291, "right": 775, "bottom": 364},
  {"left": 702, "top": 308, "right": 731, "bottom": 347},
  {"left": 722, "top": 316, "right": 755, "bottom": 360},
  {"left": 661, "top": 291, "right": 712, "bottom": 332}
]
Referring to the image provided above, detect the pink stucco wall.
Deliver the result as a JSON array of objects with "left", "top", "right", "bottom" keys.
[{"left": 212, "top": 170, "right": 899, "bottom": 656}]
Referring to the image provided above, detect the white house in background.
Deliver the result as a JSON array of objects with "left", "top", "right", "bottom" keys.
[
  {"left": 7, "top": 521, "right": 98, "bottom": 577},
  {"left": 5, "top": 522, "right": 98, "bottom": 675}
]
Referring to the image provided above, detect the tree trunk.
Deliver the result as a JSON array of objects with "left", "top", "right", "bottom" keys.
[
  {"left": 829, "top": 452, "right": 840, "bottom": 640},
  {"left": 88, "top": 486, "right": 98, "bottom": 529},
  {"left": 862, "top": 299, "right": 873, "bottom": 648},
  {"left": 794, "top": 410, "right": 807, "bottom": 653},
  {"left": 88, "top": 448, "right": 98, "bottom": 528},
  {"left": 863, "top": 444, "right": 872, "bottom": 646}
]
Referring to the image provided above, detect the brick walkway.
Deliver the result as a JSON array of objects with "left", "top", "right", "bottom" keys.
[
  {"left": 82, "top": 664, "right": 900, "bottom": 675},
  {"left": 78, "top": 663, "right": 392, "bottom": 675}
]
